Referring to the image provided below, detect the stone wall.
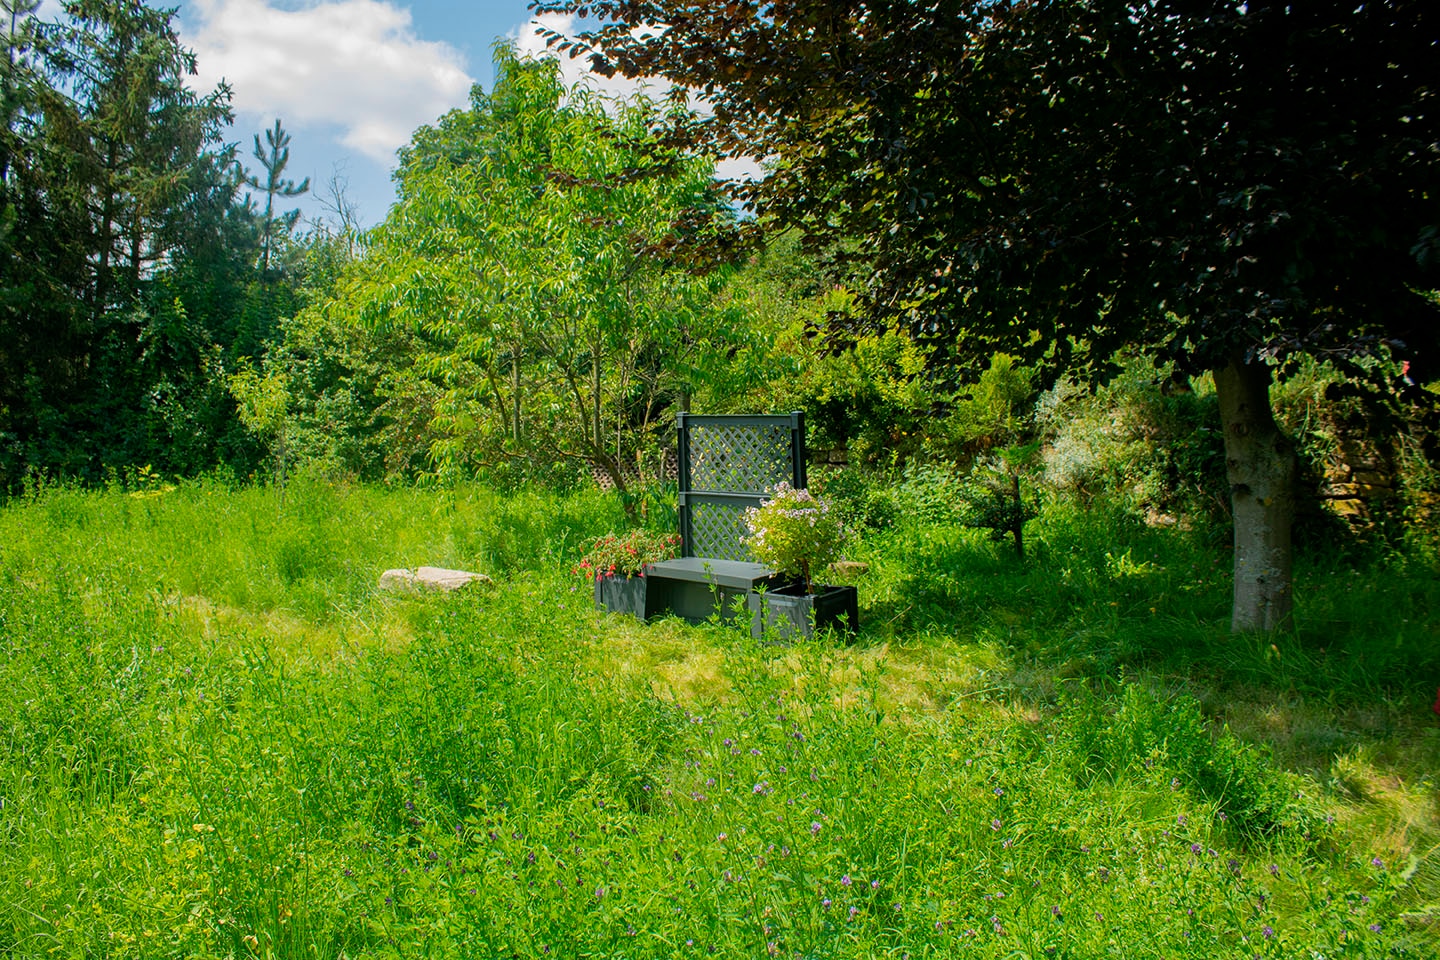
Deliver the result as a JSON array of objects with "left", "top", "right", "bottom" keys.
[{"left": 1317, "top": 435, "right": 1397, "bottom": 524}]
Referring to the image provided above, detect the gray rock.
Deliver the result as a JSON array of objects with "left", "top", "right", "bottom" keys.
[
  {"left": 378, "top": 569, "right": 418, "bottom": 591},
  {"left": 378, "top": 566, "right": 491, "bottom": 592},
  {"left": 827, "top": 561, "right": 871, "bottom": 580}
]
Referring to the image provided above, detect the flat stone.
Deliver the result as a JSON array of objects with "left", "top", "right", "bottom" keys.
[
  {"left": 378, "top": 569, "right": 419, "bottom": 591},
  {"left": 378, "top": 567, "right": 491, "bottom": 592}
]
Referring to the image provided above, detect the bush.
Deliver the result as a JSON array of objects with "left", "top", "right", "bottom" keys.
[
  {"left": 744, "top": 483, "right": 848, "bottom": 591},
  {"left": 811, "top": 466, "right": 899, "bottom": 530},
  {"left": 1038, "top": 358, "right": 1226, "bottom": 520}
]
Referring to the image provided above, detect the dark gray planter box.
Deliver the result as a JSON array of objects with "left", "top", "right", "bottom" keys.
[
  {"left": 747, "top": 584, "right": 859, "bottom": 642},
  {"left": 593, "top": 574, "right": 648, "bottom": 619}
]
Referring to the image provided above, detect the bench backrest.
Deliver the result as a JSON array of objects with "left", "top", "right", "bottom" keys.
[{"left": 676, "top": 412, "right": 806, "bottom": 561}]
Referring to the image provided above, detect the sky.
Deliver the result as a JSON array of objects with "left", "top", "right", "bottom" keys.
[{"left": 153, "top": 0, "right": 632, "bottom": 229}]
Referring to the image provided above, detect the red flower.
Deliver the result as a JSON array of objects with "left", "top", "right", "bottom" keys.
[{"left": 1432, "top": 686, "right": 1440, "bottom": 717}]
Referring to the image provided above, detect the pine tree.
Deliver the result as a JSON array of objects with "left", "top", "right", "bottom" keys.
[{"left": 243, "top": 119, "right": 309, "bottom": 273}]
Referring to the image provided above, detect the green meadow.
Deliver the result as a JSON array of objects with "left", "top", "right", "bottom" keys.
[{"left": 2, "top": 478, "right": 1437, "bottom": 958}]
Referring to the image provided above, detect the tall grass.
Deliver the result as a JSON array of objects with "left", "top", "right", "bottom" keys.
[{"left": 1, "top": 480, "right": 1435, "bottom": 957}]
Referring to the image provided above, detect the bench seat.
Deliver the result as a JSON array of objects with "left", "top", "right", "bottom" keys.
[{"left": 643, "top": 558, "right": 782, "bottom": 624}]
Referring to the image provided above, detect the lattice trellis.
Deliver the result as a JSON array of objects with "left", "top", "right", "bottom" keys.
[
  {"left": 676, "top": 413, "right": 806, "bottom": 560},
  {"left": 688, "top": 422, "right": 794, "bottom": 494},
  {"left": 687, "top": 500, "right": 755, "bottom": 561}
]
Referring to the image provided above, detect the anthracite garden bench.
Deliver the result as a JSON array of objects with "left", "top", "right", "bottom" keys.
[{"left": 643, "top": 412, "right": 806, "bottom": 624}]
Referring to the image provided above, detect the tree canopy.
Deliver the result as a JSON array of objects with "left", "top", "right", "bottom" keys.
[
  {"left": 290, "top": 50, "right": 749, "bottom": 493},
  {"left": 538, "top": 0, "right": 1438, "bottom": 376}
]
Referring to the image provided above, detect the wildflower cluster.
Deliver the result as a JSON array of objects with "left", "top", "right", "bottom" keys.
[
  {"left": 743, "top": 483, "right": 846, "bottom": 593},
  {"left": 574, "top": 529, "right": 681, "bottom": 580}
]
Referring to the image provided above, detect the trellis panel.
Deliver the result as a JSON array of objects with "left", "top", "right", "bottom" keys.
[{"left": 676, "top": 412, "right": 805, "bottom": 560}]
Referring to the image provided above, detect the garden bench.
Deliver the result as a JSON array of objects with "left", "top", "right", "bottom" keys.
[{"left": 643, "top": 412, "right": 806, "bottom": 623}]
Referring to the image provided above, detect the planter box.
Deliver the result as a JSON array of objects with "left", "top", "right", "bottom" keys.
[
  {"left": 593, "top": 574, "right": 648, "bottom": 620},
  {"left": 747, "top": 584, "right": 859, "bottom": 642}
]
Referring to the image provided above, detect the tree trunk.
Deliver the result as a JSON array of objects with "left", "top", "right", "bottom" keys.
[
  {"left": 1010, "top": 473, "right": 1025, "bottom": 560},
  {"left": 592, "top": 349, "right": 602, "bottom": 449},
  {"left": 512, "top": 345, "right": 522, "bottom": 444},
  {"left": 596, "top": 451, "right": 638, "bottom": 521},
  {"left": 1213, "top": 355, "right": 1297, "bottom": 632}
]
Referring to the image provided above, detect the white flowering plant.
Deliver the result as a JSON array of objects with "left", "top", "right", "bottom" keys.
[{"left": 743, "top": 483, "right": 847, "bottom": 594}]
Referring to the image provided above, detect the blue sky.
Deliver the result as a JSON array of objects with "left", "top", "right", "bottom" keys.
[{"left": 164, "top": 0, "right": 596, "bottom": 228}]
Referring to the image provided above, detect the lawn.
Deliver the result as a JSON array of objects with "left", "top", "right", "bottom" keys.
[{"left": 1, "top": 476, "right": 1436, "bottom": 958}]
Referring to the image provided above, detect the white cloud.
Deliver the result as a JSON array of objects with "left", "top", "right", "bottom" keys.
[
  {"left": 186, "top": 0, "right": 473, "bottom": 163},
  {"left": 510, "top": 13, "right": 667, "bottom": 105},
  {"left": 510, "top": 14, "right": 763, "bottom": 185}
]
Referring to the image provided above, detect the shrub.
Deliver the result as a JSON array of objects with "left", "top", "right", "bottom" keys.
[
  {"left": 744, "top": 483, "right": 847, "bottom": 591},
  {"left": 576, "top": 528, "right": 682, "bottom": 580},
  {"left": 1038, "top": 357, "right": 1226, "bottom": 520},
  {"left": 811, "top": 466, "right": 899, "bottom": 530}
]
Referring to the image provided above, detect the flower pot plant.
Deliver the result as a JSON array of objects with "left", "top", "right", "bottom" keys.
[
  {"left": 742, "top": 483, "right": 858, "bottom": 640},
  {"left": 576, "top": 529, "right": 681, "bottom": 619}
]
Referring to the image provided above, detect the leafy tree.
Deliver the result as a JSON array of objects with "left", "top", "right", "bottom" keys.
[
  {"left": 538, "top": 0, "right": 1440, "bottom": 630},
  {"left": 242, "top": 118, "right": 309, "bottom": 272},
  {"left": 960, "top": 443, "right": 1042, "bottom": 560},
  {"left": 0, "top": 0, "right": 83, "bottom": 483},
  {"left": 228, "top": 359, "right": 291, "bottom": 501},
  {"left": 307, "top": 49, "right": 744, "bottom": 496}
]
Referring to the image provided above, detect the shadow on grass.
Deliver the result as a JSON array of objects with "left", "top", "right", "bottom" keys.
[{"left": 856, "top": 504, "right": 1440, "bottom": 709}]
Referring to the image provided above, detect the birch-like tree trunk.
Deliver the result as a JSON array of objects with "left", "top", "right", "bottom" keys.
[{"left": 1214, "top": 355, "right": 1298, "bottom": 633}]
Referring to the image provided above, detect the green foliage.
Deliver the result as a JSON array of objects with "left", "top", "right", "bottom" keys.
[
  {"left": 783, "top": 324, "right": 937, "bottom": 464},
  {"left": 815, "top": 461, "right": 967, "bottom": 532},
  {"left": 810, "top": 466, "right": 899, "bottom": 531},
  {"left": 228, "top": 360, "right": 292, "bottom": 495},
  {"left": 928, "top": 353, "right": 1038, "bottom": 461},
  {"left": 1268, "top": 355, "right": 1440, "bottom": 552},
  {"left": 295, "top": 49, "right": 748, "bottom": 491},
  {"left": 743, "top": 483, "right": 847, "bottom": 591},
  {"left": 1038, "top": 359, "right": 1227, "bottom": 521},
  {"left": 958, "top": 446, "right": 1043, "bottom": 560},
  {"left": 0, "top": 1, "right": 333, "bottom": 490},
  {"left": 575, "top": 528, "right": 681, "bottom": 580},
  {"left": 545, "top": 0, "right": 1439, "bottom": 378}
]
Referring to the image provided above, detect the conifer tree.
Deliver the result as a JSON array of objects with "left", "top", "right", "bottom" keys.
[{"left": 243, "top": 118, "right": 309, "bottom": 272}]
